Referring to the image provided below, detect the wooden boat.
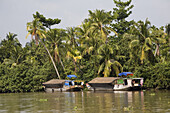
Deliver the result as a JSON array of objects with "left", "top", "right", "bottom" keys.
[
  {"left": 118, "top": 72, "right": 143, "bottom": 90},
  {"left": 87, "top": 77, "right": 132, "bottom": 91},
  {"left": 43, "top": 75, "right": 84, "bottom": 92},
  {"left": 87, "top": 72, "right": 143, "bottom": 91},
  {"left": 113, "top": 78, "right": 143, "bottom": 91}
]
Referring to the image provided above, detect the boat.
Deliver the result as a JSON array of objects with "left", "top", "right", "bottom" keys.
[
  {"left": 87, "top": 77, "right": 121, "bottom": 91},
  {"left": 64, "top": 80, "right": 84, "bottom": 91},
  {"left": 87, "top": 72, "right": 143, "bottom": 91},
  {"left": 118, "top": 72, "right": 143, "bottom": 90},
  {"left": 42, "top": 75, "right": 84, "bottom": 92}
]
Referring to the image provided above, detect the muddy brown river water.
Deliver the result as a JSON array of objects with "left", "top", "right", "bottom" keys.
[{"left": 0, "top": 90, "right": 169, "bottom": 113}]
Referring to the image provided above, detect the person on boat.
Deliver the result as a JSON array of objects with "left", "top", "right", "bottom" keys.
[
  {"left": 132, "top": 80, "right": 135, "bottom": 86},
  {"left": 72, "top": 81, "right": 75, "bottom": 86}
]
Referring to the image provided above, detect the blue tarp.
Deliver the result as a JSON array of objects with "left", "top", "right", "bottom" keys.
[
  {"left": 65, "top": 80, "right": 71, "bottom": 86},
  {"left": 118, "top": 72, "right": 133, "bottom": 76},
  {"left": 67, "top": 75, "right": 77, "bottom": 78}
]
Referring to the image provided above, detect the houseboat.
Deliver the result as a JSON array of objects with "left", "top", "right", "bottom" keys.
[
  {"left": 118, "top": 72, "right": 143, "bottom": 90},
  {"left": 87, "top": 72, "right": 143, "bottom": 91},
  {"left": 42, "top": 75, "right": 84, "bottom": 92}
]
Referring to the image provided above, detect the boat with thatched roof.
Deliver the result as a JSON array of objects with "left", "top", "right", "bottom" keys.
[
  {"left": 87, "top": 77, "right": 130, "bottom": 91},
  {"left": 87, "top": 72, "right": 143, "bottom": 91},
  {"left": 43, "top": 79, "right": 65, "bottom": 92},
  {"left": 42, "top": 75, "right": 84, "bottom": 92}
]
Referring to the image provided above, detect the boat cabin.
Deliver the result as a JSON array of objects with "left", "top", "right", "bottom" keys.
[
  {"left": 87, "top": 72, "right": 144, "bottom": 91},
  {"left": 42, "top": 75, "right": 84, "bottom": 92},
  {"left": 42, "top": 79, "right": 65, "bottom": 92},
  {"left": 88, "top": 77, "right": 120, "bottom": 91}
]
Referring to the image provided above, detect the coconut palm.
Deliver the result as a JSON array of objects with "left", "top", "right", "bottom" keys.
[
  {"left": 97, "top": 44, "right": 123, "bottom": 77},
  {"left": 66, "top": 27, "right": 77, "bottom": 48},
  {"left": 26, "top": 18, "right": 45, "bottom": 45},
  {"left": 46, "top": 28, "right": 66, "bottom": 70},
  {"left": 65, "top": 27, "right": 83, "bottom": 74},
  {"left": 150, "top": 27, "right": 167, "bottom": 57},
  {"left": 0, "top": 33, "right": 23, "bottom": 66},
  {"left": 86, "top": 9, "right": 112, "bottom": 43},
  {"left": 159, "top": 24, "right": 170, "bottom": 62},
  {"left": 66, "top": 49, "right": 82, "bottom": 74},
  {"left": 165, "top": 24, "right": 170, "bottom": 48},
  {"left": 75, "top": 22, "right": 91, "bottom": 50},
  {"left": 131, "top": 19, "right": 155, "bottom": 64},
  {"left": 26, "top": 19, "right": 61, "bottom": 79}
]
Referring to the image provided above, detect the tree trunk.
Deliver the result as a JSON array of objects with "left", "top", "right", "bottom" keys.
[
  {"left": 154, "top": 44, "right": 160, "bottom": 57},
  {"left": 59, "top": 57, "right": 65, "bottom": 70},
  {"left": 39, "top": 39, "right": 61, "bottom": 79},
  {"left": 73, "top": 59, "right": 77, "bottom": 74}
]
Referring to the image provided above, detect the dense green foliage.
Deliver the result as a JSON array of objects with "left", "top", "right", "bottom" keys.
[{"left": 0, "top": 0, "right": 169, "bottom": 92}]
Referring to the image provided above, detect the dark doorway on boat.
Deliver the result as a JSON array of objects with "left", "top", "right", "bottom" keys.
[
  {"left": 69, "top": 82, "right": 72, "bottom": 86},
  {"left": 124, "top": 79, "right": 128, "bottom": 85},
  {"left": 52, "top": 89, "right": 54, "bottom": 93}
]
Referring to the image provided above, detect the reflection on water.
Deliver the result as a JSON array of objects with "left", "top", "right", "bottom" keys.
[{"left": 0, "top": 90, "right": 169, "bottom": 113}]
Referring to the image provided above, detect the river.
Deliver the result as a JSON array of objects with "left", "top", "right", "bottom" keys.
[{"left": 0, "top": 90, "right": 169, "bottom": 113}]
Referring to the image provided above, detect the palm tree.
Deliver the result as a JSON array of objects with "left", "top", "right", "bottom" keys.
[
  {"left": 75, "top": 22, "right": 91, "bottom": 50},
  {"left": 66, "top": 27, "right": 77, "bottom": 48},
  {"left": 97, "top": 43, "right": 123, "bottom": 77},
  {"left": 26, "top": 19, "right": 61, "bottom": 79},
  {"left": 0, "top": 33, "right": 23, "bottom": 66},
  {"left": 165, "top": 24, "right": 170, "bottom": 49},
  {"left": 87, "top": 9, "right": 112, "bottom": 43},
  {"left": 132, "top": 19, "right": 155, "bottom": 64},
  {"left": 150, "top": 27, "right": 167, "bottom": 57},
  {"left": 65, "top": 27, "right": 82, "bottom": 75},
  {"left": 66, "top": 49, "right": 82, "bottom": 74},
  {"left": 46, "top": 28, "right": 66, "bottom": 70},
  {"left": 26, "top": 18, "right": 45, "bottom": 45},
  {"left": 76, "top": 23, "right": 100, "bottom": 77},
  {"left": 23, "top": 41, "right": 47, "bottom": 65}
]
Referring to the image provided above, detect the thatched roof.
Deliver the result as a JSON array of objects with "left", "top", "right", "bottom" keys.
[
  {"left": 88, "top": 77, "right": 120, "bottom": 84},
  {"left": 43, "top": 79, "right": 65, "bottom": 85}
]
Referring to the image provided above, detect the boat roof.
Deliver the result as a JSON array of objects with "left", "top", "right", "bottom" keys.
[
  {"left": 131, "top": 78, "right": 143, "bottom": 79},
  {"left": 74, "top": 80, "right": 84, "bottom": 82},
  {"left": 88, "top": 77, "right": 120, "bottom": 84},
  {"left": 42, "top": 79, "right": 65, "bottom": 85},
  {"left": 123, "top": 78, "right": 143, "bottom": 80},
  {"left": 67, "top": 75, "right": 77, "bottom": 78},
  {"left": 118, "top": 72, "right": 133, "bottom": 76}
]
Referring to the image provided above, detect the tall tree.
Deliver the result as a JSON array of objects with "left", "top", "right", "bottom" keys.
[
  {"left": 46, "top": 28, "right": 66, "bottom": 70},
  {"left": 26, "top": 17, "right": 61, "bottom": 79},
  {"left": 33, "top": 11, "right": 61, "bottom": 29},
  {"left": 26, "top": 18, "right": 45, "bottom": 45},
  {"left": 66, "top": 27, "right": 77, "bottom": 48},
  {"left": 0, "top": 33, "right": 23, "bottom": 65},
  {"left": 150, "top": 27, "right": 167, "bottom": 57},
  {"left": 110, "top": 0, "right": 134, "bottom": 36},
  {"left": 97, "top": 43, "right": 123, "bottom": 77},
  {"left": 129, "top": 19, "right": 156, "bottom": 64},
  {"left": 65, "top": 27, "right": 82, "bottom": 75},
  {"left": 86, "top": 9, "right": 112, "bottom": 43},
  {"left": 165, "top": 24, "right": 170, "bottom": 50}
]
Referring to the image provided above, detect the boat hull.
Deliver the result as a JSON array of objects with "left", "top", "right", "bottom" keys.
[
  {"left": 65, "top": 85, "right": 84, "bottom": 91},
  {"left": 44, "top": 85, "right": 84, "bottom": 92},
  {"left": 113, "top": 86, "right": 132, "bottom": 91}
]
